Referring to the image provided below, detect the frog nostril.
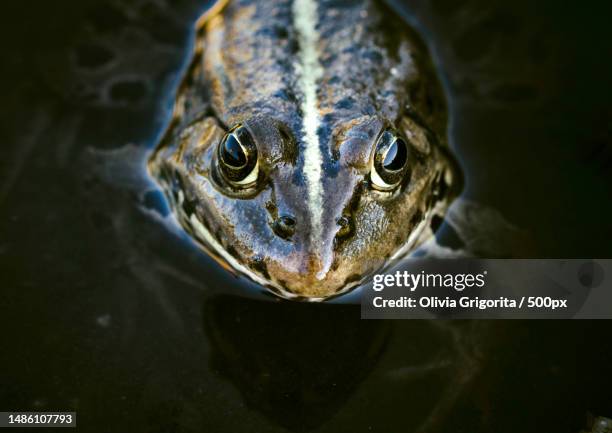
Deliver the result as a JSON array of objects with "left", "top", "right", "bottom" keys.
[
  {"left": 280, "top": 215, "right": 296, "bottom": 227},
  {"left": 273, "top": 215, "right": 296, "bottom": 240},
  {"left": 337, "top": 216, "right": 350, "bottom": 227},
  {"left": 336, "top": 216, "right": 354, "bottom": 239}
]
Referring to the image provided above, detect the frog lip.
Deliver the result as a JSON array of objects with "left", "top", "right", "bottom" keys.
[
  {"left": 259, "top": 253, "right": 365, "bottom": 300},
  {"left": 265, "top": 275, "right": 362, "bottom": 302}
]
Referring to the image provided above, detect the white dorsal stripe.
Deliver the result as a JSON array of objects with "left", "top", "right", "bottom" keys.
[{"left": 293, "top": 0, "right": 324, "bottom": 250}]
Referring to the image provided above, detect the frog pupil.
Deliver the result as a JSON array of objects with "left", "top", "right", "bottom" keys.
[
  {"left": 222, "top": 134, "right": 247, "bottom": 168},
  {"left": 383, "top": 138, "right": 407, "bottom": 171}
]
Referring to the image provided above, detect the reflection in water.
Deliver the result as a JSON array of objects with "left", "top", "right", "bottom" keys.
[
  {"left": 203, "top": 296, "right": 390, "bottom": 430},
  {"left": 202, "top": 296, "right": 486, "bottom": 432}
]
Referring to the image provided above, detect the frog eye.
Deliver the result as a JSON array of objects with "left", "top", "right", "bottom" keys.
[
  {"left": 370, "top": 129, "right": 411, "bottom": 191},
  {"left": 217, "top": 124, "right": 259, "bottom": 187}
]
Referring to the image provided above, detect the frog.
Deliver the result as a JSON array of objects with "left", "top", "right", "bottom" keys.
[{"left": 148, "top": 0, "right": 462, "bottom": 300}]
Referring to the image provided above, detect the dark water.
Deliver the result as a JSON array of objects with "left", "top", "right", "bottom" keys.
[{"left": 1, "top": 0, "right": 611, "bottom": 432}]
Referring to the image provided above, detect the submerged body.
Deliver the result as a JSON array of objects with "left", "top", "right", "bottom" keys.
[{"left": 148, "top": 0, "right": 461, "bottom": 300}]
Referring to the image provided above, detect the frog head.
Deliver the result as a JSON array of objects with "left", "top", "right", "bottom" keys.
[{"left": 149, "top": 109, "right": 459, "bottom": 300}]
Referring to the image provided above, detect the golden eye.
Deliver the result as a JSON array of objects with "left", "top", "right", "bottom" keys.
[
  {"left": 217, "top": 124, "right": 259, "bottom": 187},
  {"left": 370, "top": 129, "right": 410, "bottom": 191}
]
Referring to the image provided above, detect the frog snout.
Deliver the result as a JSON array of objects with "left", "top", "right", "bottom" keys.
[
  {"left": 265, "top": 251, "right": 345, "bottom": 299},
  {"left": 264, "top": 219, "right": 356, "bottom": 298}
]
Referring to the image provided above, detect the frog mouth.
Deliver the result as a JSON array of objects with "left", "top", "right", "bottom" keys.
[{"left": 179, "top": 202, "right": 364, "bottom": 301}]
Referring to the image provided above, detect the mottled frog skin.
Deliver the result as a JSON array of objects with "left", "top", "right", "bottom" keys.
[{"left": 148, "top": 0, "right": 462, "bottom": 300}]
